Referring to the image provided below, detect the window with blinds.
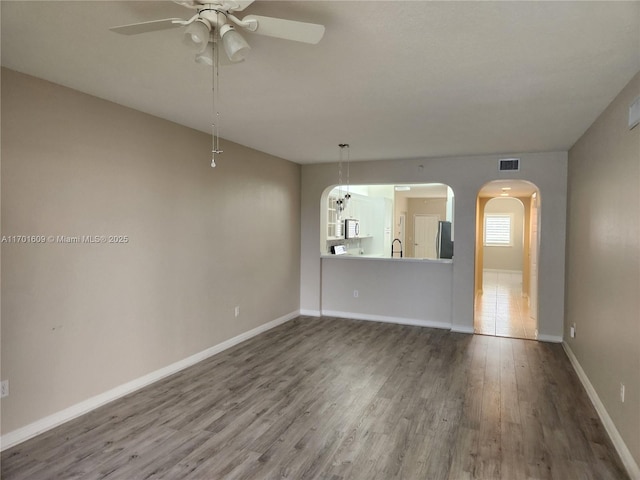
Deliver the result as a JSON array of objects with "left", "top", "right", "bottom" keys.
[{"left": 484, "top": 214, "right": 512, "bottom": 246}]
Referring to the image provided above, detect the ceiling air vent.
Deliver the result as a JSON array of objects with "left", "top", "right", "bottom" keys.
[{"left": 498, "top": 158, "right": 520, "bottom": 172}]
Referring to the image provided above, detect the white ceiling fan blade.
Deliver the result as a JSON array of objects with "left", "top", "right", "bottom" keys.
[
  {"left": 242, "top": 15, "right": 325, "bottom": 44},
  {"left": 226, "top": 0, "right": 255, "bottom": 12},
  {"left": 173, "top": 1, "right": 200, "bottom": 8},
  {"left": 110, "top": 18, "right": 184, "bottom": 36}
]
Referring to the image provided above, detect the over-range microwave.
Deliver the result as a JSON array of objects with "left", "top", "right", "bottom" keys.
[{"left": 344, "top": 219, "right": 360, "bottom": 239}]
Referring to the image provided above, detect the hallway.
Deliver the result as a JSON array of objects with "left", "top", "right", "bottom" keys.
[{"left": 474, "top": 270, "right": 537, "bottom": 340}]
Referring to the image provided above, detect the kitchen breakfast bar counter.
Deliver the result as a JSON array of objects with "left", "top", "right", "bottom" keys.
[{"left": 320, "top": 254, "right": 454, "bottom": 329}]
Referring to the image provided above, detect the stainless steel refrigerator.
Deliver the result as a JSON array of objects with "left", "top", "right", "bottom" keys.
[{"left": 436, "top": 221, "right": 454, "bottom": 259}]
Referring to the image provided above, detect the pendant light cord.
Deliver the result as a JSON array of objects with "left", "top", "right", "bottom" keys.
[
  {"left": 338, "top": 145, "right": 343, "bottom": 216},
  {"left": 337, "top": 143, "right": 350, "bottom": 218},
  {"left": 345, "top": 144, "right": 350, "bottom": 200}
]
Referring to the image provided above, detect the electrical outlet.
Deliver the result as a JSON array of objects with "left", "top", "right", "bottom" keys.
[
  {"left": 234, "top": 306, "right": 240, "bottom": 317},
  {"left": 1, "top": 380, "right": 8, "bottom": 398},
  {"left": 353, "top": 290, "right": 359, "bottom": 298},
  {"left": 570, "top": 323, "right": 576, "bottom": 338},
  {"left": 620, "top": 383, "right": 625, "bottom": 403}
]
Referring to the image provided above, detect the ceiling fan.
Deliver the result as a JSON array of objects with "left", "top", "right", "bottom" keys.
[{"left": 110, "top": 0, "right": 325, "bottom": 65}]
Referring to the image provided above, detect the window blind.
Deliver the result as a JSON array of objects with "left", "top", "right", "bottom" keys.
[{"left": 485, "top": 214, "right": 512, "bottom": 246}]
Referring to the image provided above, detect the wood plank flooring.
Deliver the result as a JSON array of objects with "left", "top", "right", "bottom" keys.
[{"left": 1, "top": 317, "right": 628, "bottom": 479}]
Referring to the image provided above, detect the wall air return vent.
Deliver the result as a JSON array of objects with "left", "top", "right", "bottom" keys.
[{"left": 498, "top": 158, "right": 520, "bottom": 172}]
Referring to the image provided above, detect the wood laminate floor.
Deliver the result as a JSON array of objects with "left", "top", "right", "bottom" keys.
[{"left": 1, "top": 317, "right": 628, "bottom": 480}]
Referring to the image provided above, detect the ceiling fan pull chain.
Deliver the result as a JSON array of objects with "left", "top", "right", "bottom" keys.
[
  {"left": 211, "top": 16, "right": 223, "bottom": 167},
  {"left": 215, "top": 16, "right": 223, "bottom": 157},
  {"left": 211, "top": 31, "right": 218, "bottom": 167}
]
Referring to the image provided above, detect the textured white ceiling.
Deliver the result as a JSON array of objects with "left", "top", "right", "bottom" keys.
[
  {"left": 2, "top": 1, "right": 639, "bottom": 164},
  {"left": 478, "top": 179, "right": 537, "bottom": 198}
]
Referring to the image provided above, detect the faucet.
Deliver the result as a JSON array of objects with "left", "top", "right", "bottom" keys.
[{"left": 391, "top": 238, "right": 403, "bottom": 258}]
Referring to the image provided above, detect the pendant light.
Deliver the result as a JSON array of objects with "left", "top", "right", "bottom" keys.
[
  {"left": 220, "top": 24, "right": 251, "bottom": 62},
  {"left": 183, "top": 19, "right": 211, "bottom": 53},
  {"left": 336, "top": 143, "right": 351, "bottom": 219}
]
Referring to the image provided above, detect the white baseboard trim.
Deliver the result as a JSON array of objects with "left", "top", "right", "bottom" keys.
[
  {"left": 563, "top": 342, "right": 640, "bottom": 480},
  {"left": 537, "top": 334, "right": 563, "bottom": 343},
  {"left": 321, "top": 310, "right": 451, "bottom": 331},
  {"left": 451, "top": 325, "right": 475, "bottom": 334},
  {"left": 299, "top": 309, "right": 321, "bottom": 317},
  {"left": 0, "top": 310, "right": 299, "bottom": 452}
]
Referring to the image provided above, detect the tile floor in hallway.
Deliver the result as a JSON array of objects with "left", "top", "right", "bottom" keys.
[{"left": 475, "top": 270, "right": 537, "bottom": 340}]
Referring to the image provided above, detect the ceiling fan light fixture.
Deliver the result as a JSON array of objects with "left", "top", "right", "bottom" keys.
[
  {"left": 195, "top": 42, "right": 214, "bottom": 66},
  {"left": 183, "top": 19, "right": 211, "bottom": 51},
  {"left": 220, "top": 24, "right": 250, "bottom": 62}
]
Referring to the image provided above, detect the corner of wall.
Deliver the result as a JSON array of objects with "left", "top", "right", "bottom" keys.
[{"left": 563, "top": 342, "right": 640, "bottom": 479}]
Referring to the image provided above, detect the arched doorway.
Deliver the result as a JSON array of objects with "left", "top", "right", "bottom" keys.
[{"left": 474, "top": 180, "right": 540, "bottom": 340}]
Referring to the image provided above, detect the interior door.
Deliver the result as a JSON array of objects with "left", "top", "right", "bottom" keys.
[{"left": 414, "top": 215, "right": 439, "bottom": 259}]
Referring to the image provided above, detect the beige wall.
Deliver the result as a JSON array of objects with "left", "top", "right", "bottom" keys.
[
  {"left": 565, "top": 71, "right": 640, "bottom": 469},
  {"left": 521, "top": 196, "right": 531, "bottom": 297},
  {"left": 0, "top": 69, "right": 301, "bottom": 435},
  {"left": 301, "top": 152, "right": 567, "bottom": 339},
  {"left": 483, "top": 197, "right": 524, "bottom": 271},
  {"left": 474, "top": 197, "right": 489, "bottom": 294},
  {"left": 321, "top": 257, "right": 453, "bottom": 327}
]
